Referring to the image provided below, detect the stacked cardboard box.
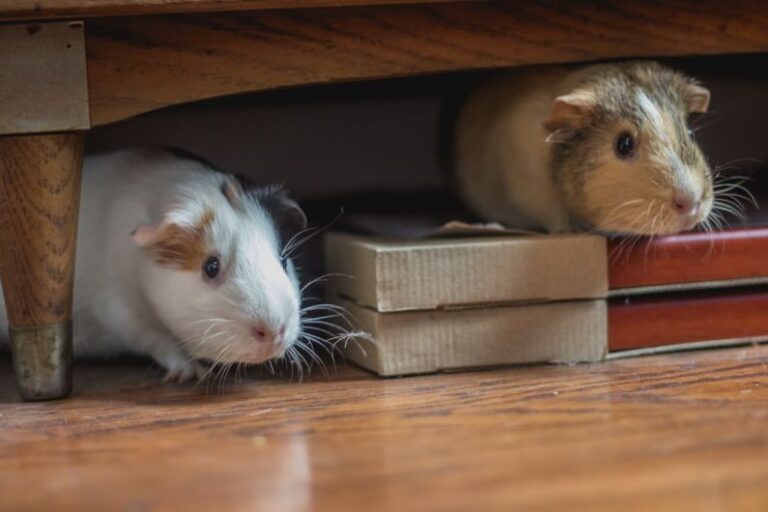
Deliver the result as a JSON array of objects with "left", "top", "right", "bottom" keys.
[
  {"left": 325, "top": 226, "right": 768, "bottom": 376},
  {"left": 325, "top": 231, "right": 608, "bottom": 376}
]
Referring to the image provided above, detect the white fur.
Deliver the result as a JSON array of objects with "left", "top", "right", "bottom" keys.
[{"left": 0, "top": 148, "right": 302, "bottom": 378}]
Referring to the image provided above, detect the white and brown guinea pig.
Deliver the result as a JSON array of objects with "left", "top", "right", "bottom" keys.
[
  {"left": 454, "top": 61, "right": 715, "bottom": 235},
  {"left": 0, "top": 147, "right": 308, "bottom": 382}
]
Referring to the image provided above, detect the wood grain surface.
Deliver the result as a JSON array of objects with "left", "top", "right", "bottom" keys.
[
  {"left": 1, "top": 347, "right": 768, "bottom": 511},
  {"left": 609, "top": 288, "right": 768, "bottom": 351},
  {"left": 609, "top": 228, "right": 768, "bottom": 290},
  {"left": 0, "top": 0, "right": 472, "bottom": 21},
  {"left": 85, "top": 0, "right": 768, "bottom": 126},
  {"left": 0, "top": 133, "right": 84, "bottom": 327}
]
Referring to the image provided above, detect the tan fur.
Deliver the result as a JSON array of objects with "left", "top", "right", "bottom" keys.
[{"left": 144, "top": 209, "right": 215, "bottom": 271}]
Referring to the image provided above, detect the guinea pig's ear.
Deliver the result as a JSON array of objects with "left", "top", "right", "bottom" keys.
[
  {"left": 685, "top": 83, "right": 710, "bottom": 114},
  {"left": 278, "top": 197, "right": 308, "bottom": 236},
  {"left": 262, "top": 187, "right": 307, "bottom": 239},
  {"left": 543, "top": 91, "right": 595, "bottom": 132},
  {"left": 131, "top": 223, "right": 162, "bottom": 247},
  {"left": 221, "top": 178, "right": 245, "bottom": 210}
]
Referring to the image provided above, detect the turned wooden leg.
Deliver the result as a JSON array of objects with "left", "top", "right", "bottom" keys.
[{"left": 0, "top": 133, "right": 84, "bottom": 400}]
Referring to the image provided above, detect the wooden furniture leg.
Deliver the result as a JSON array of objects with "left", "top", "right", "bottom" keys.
[{"left": 0, "top": 133, "right": 84, "bottom": 400}]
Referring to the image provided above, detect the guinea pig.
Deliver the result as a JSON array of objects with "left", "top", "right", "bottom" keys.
[
  {"left": 453, "top": 61, "right": 716, "bottom": 235},
  {"left": 0, "top": 147, "right": 309, "bottom": 382}
]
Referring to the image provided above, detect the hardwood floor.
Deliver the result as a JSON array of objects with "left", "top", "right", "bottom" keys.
[{"left": 1, "top": 346, "right": 768, "bottom": 512}]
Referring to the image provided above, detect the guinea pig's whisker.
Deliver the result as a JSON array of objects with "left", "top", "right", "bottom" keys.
[
  {"left": 296, "top": 341, "right": 328, "bottom": 377},
  {"left": 199, "top": 322, "right": 226, "bottom": 345},
  {"left": 300, "top": 332, "right": 337, "bottom": 360},
  {"left": 302, "top": 314, "right": 349, "bottom": 324},
  {"left": 300, "top": 302, "right": 352, "bottom": 315},
  {"left": 283, "top": 210, "right": 345, "bottom": 261},
  {"left": 301, "top": 312, "right": 352, "bottom": 325},
  {"left": 285, "top": 346, "right": 305, "bottom": 382},
  {"left": 219, "top": 296, "right": 249, "bottom": 316},
  {"left": 302, "top": 324, "right": 343, "bottom": 340},
  {"left": 713, "top": 195, "right": 748, "bottom": 219},
  {"left": 589, "top": 199, "right": 645, "bottom": 232},
  {"left": 199, "top": 347, "right": 233, "bottom": 390},
  {"left": 331, "top": 331, "right": 374, "bottom": 355},
  {"left": 690, "top": 121, "right": 716, "bottom": 134},
  {"left": 301, "top": 306, "right": 355, "bottom": 329},
  {"left": 214, "top": 362, "right": 233, "bottom": 392},
  {"left": 715, "top": 157, "right": 765, "bottom": 170},
  {"left": 293, "top": 346, "right": 312, "bottom": 374},
  {"left": 708, "top": 211, "right": 727, "bottom": 232},
  {"left": 183, "top": 317, "right": 231, "bottom": 327},
  {"left": 648, "top": 200, "right": 663, "bottom": 236},
  {"left": 716, "top": 193, "right": 756, "bottom": 212},
  {"left": 211, "top": 344, "right": 239, "bottom": 384},
  {"left": 299, "top": 273, "right": 348, "bottom": 294},
  {"left": 644, "top": 234, "right": 658, "bottom": 258},
  {"left": 281, "top": 227, "right": 322, "bottom": 261},
  {"left": 281, "top": 225, "right": 319, "bottom": 258},
  {"left": 301, "top": 300, "right": 355, "bottom": 316},
  {"left": 713, "top": 175, "right": 756, "bottom": 196}
]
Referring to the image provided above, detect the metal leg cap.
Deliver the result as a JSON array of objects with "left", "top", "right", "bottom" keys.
[{"left": 9, "top": 322, "right": 73, "bottom": 401}]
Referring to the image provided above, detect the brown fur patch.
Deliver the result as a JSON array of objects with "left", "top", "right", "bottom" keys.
[{"left": 145, "top": 209, "right": 214, "bottom": 271}]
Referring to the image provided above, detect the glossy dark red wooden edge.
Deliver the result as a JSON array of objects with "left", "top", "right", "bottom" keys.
[
  {"left": 608, "top": 226, "right": 768, "bottom": 290},
  {"left": 608, "top": 287, "right": 768, "bottom": 351}
]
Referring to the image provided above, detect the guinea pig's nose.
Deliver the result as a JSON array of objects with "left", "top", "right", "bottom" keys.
[
  {"left": 251, "top": 323, "right": 274, "bottom": 343},
  {"left": 250, "top": 323, "right": 287, "bottom": 344},
  {"left": 672, "top": 192, "right": 699, "bottom": 217}
]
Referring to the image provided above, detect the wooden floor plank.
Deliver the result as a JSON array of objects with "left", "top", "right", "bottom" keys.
[{"left": 2, "top": 347, "right": 768, "bottom": 511}]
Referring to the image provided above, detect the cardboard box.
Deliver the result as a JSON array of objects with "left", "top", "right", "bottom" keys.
[
  {"left": 325, "top": 231, "right": 608, "bottom": 376},
  {"left": 324, "top": 226, "right": 768, "bottom": 376},
  {"left": 341, "top": 299, "right": 607, "bottom": 376},
  {"left": 326, "top": 232, "right": 607, "bottom": 312}
]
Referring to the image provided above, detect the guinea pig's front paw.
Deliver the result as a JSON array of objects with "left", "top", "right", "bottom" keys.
[
  {"left": 162, "top": 360, "right": 206, "bottom": 384},
  {"left": 149, "top": 343, "right": 207, "bottom": 384}
]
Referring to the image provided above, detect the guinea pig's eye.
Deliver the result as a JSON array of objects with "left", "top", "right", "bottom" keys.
[
  {"left": 615, "top": 132, "right": 635, "bottom": 159},
  {"left": 202, "top": 256, "right": 220, "bottom": 280}
]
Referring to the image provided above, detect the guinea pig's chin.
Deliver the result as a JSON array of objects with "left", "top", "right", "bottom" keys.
[
  {"left": 194, "top": 343, "right": 287, "bottom": 365},
  {"left": 587, "top": 200, "right": 715, "bottom": 236}
]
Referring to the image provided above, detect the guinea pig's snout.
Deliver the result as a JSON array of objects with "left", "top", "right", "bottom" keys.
[
  {"left": 672, "top": 190, "right": 705, "bottom": 229},
  {"left": 250, "top": 322, "right": 287, "bottom": 345},
  {"left": 672, "top": 191, "right": 703, "bottom": 216}
]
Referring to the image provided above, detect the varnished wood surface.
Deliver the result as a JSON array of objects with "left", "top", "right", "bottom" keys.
[
  {"left": 609, "top": 227, "right": 768, "bottom": 290},
  {"left": 0, "top": 133, "right": 84, "bottom": 327},
  {"left": 0, "top": 0, "right": 472, "bottom": 21},
  {"left": 609, "top": 288, "right": 768, "bottom": 351},
  {"left": 2, "top": 346, "right": 768, "bottom": 511},
  {"left": 85, "top": 0, "right": 768, "bottom": 126}
]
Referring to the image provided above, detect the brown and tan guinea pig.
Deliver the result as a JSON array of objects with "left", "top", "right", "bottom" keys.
[{"left": 453, "top": 61, "right": 719, "bottom": 235}]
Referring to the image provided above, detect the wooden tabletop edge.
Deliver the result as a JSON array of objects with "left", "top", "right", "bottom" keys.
[{"left": 0, "top": 0, "right": 484, "bottom": 22}]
